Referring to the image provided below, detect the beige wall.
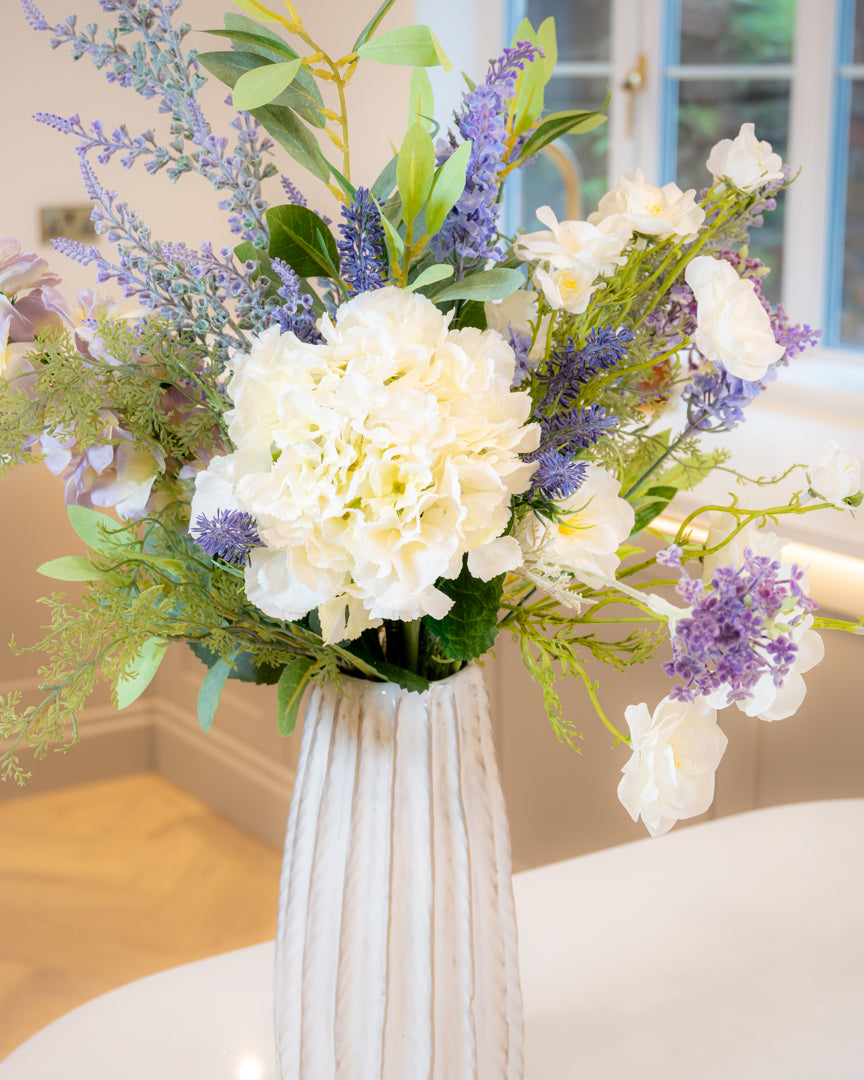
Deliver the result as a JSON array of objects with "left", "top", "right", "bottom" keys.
[{"left": 2, "top": 0, "right": 863, "bottom": 870}]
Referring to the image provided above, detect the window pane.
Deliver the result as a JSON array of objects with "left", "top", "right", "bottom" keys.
[
  {"left": 679, "top": 0, "right": 796, "bottom": 65},
  {"left": 524, "top": 0, "right": 610, "bottom": 63},
  {"left": 675, "top": 78, "right": 789, "bottom": 302},
  {"left": 839, "top": 81, "right": 864, "bottom": 345},
  {"left": 517, "top": 77, "right": 610, "bottom": 228},
  {"left": 855, "top": 0, "right": 864, "bottom": 64}
]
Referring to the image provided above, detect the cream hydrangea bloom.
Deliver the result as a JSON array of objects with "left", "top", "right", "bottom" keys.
[
  {"left": 193, "top": 287, "right": 539, "bottom": 642},
  {"left": 617, "top": 695, "right": 728, "bottom": 838},
  {"left": 516, "top": 464, "right": 635, "bottom": 589},
  {"left": 706, "top": 123, "right": 784, "bottom": 193},
  {"left": 588, "top": 168, "right": 705, "bottom": 240},
  {"left": 685, "top": 255, "right": 784, "bottom": 380}
]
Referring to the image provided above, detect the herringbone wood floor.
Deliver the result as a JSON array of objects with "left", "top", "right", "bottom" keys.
[{"left": 0, "top": 773, "right": 282, "bottom": 1060}]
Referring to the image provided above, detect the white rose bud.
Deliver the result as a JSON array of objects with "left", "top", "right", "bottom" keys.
[
  {"left": 706, "top": 123, "right": 784, "bottom": 193},
  {"left": 808, "top": 440, "right": 863, "bottom": 506}
]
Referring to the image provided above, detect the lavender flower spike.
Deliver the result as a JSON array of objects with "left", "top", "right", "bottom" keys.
[{"left": 336, "top": 187, "right": 387, "bottom": 296}]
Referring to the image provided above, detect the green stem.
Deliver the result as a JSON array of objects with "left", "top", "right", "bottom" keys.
[{"left": 403, "top": 619, "right": 421, "bottom": 675}]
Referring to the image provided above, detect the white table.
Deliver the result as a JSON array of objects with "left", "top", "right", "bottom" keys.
[{"left": 3, "top": 800, "right": 863, "bottom": 1079}]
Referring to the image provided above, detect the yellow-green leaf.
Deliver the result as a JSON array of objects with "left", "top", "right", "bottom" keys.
[
  {"left": 357, "top": 25, "right": 450, "bottom": 69},
  {"left": 277, "top": 657, "right": 316, "bottom": 736},
  {"left": 67, "top": 505, "right": 130, "bottom": 557},
  {"left": 37, "top": 555, "right": 119, "bottom": 584},
  {"left": 407, "top": 264, "right": 453, "bottom": 292},
  {"left": 229, "top": 0, "right": 280, "bottom": 22},
  {"left": 232, "top": 59, "right": 301, "bottom": 111},
  {"left": 397, "top": 122, "right": 435, "bottom": 228},
  {"left": 425, "top": 138, "right": 471, "bottom": 236},
  {"left": 535, "top": 17, "right": 558, "bottom": 79},
  {"left": 408, "top": 66, "right": 435, "bottom": 130},
  {"left": 116, "top": 638, "right": 169, "bottom": 710}
]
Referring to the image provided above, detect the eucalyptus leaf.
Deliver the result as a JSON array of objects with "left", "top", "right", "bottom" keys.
[
  {"left": 277, "top": 657, "right": 316, "bottom": 736},
  {"left": 267, "top": 205, "right": 340, "bottom": 279},
  {"left": 408, "top": 66, "right": 435, "bottom": 130},
  {"left": 36, "top": 555, "right": 120, "bottom": 584},
  {"left": 357, "top": 25, "right": 451, "bottom": 69},
  {"left": 377, "top": 205, "right": 405, "bottom": 260},
  {"left": 535, "top": 17, "right": 558, "bottom": 79},
  {"left": 67, "top": 505, "right": 131, "bottom": 557},
  {"left": 397, "top": 122, "right": 435, "bottom": 228},
  {"left": 188, "top": 641, "right": 283, "bottom": 685},
  {"left": 228, "top": 0, "right": 280, "bottom": 21},
  {"left": 253, "top": 104, "right": 332, "bottom": 181},
  {"left": 429, "top": 267, "right": 525, "bottom": 302},
  {"left": 407, "top": 264, "right": 453, "bottom": 292},
  {"left": 116, "top": 637, "right": 169, "bottom": 710},
  {"left": 511, "top": 54, "right": 546, "bottom": 138},
  {"left": 232, "top": 59, "right": 301, "bottom": 111},
  {"left": 352, "top": 0, "right": 399, "bottom": 51},
  {"left": 425, "top": 139, "right": 471, "bottom": 236},
  {"left": 207, "top": 25, "right": 300, "bottom": 62},
  {"left": 423, "top": 561, "right": 503, "bottom": 662},
  {"left": 197, "top": 657, "right": 233, "bottom": 733}
]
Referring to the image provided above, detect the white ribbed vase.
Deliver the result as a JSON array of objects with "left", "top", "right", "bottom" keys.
[{"left": 273, "top": 664, "right": 523, "bottom": 1080}]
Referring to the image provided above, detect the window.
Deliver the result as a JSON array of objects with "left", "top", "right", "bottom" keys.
[{"left": 507, "top": 0, "right": 864, "bottom": 363}]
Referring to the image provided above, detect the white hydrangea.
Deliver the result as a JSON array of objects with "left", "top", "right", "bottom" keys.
[{"left": 192, "top": 287, "right": 539, "bottom": 642}]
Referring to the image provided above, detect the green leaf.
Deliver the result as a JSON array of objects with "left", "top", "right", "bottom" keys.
[
  {"left": 407, "top": 264, "right": 453, "bottom": 292},
  {"left": 371, "top": 155, "right": 399, "bottom": 200},
  {"left": 517, "top": 106, "right": 608, "bottom": 163},
  {"left": 453, "top": 299, "right": 487, "bottom": 330},
  {"left": 253, "top": 104, "right": 332, "bottom": 181},
  {"left": 425, "top": 138, "right": 471, "bottom": 236},
  {"left": 511, "top": 54, "right": 546, "bottom": 138},
  {"left": 232, "top": 59, "right": 301, "bottom": 111},
  {"left": 535, "top": 16, "right": 558, "bottom": 80},
  {"left": 397, "top": 122, "right": 435, "bottom": 228},
  {"left": 352, "top": 0, "right": 399, "bottom": 50},
  {"left": 67, "top": 505, "right": 130, "bottom": 557},
  {"left": 277, "top": 657, "right": 316, "bottom": 736},
  {"left": 198, "top": 51, "right": 325, "bottom": 130},
  {"left": 428, "top": 267, "right": 525, "bottom": 303},
  {"left": 356, "top": 25, "right": 451, "bottom": 69},
  {"left": 208, "top": 25, "right": 300, "bottom": 62},
  {"left": 408, "top": 66, "right": 435, "bottom": 129},
  {"left": 423, "top": 561, "right": 503, "bottom": 662},
  {"left": 188, "top": 641, "right": 283, "bottom": 685},
  {"left": 228, "top": 0, "right": 281, "bottom": 21},
  {"left": 116, "top": 637, "right": 168, "bottom": 710},
  {"left": 631, "top": 486, "right": 679, "bottom": 534},
  {"left": 267, "top": 204, "right": 340, "bottom": 278},
  {"left": 197, "top": 657, "right": 232, "bottom": 733},
  {"left": 328, "top": 162, "right": 356, "bottom": 202},
  {"left": 377, "top": 202, "right": 405, "bottom": 260},
  {"left": 36, "top": 555, "right": 120, "bottom": 584}
]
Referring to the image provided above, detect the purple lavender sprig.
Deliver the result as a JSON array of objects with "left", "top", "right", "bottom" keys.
[
  {"left": 336, "top": 188, "right": 387, "bottom": 297},
  {"left": 24, "top": 0, "right": 276, "bottom": 247},
  {"left": 430, "top": 42, "right": 543, "bottom": 270},
  {"left": 270, "top": 258, "right": 322, "bottom": 343},
  {"left": 664, "top": 550, "right": 817, "bottom": 704},
  {"left": 191, "top": 509, "right": 262, "bottom": 567}
]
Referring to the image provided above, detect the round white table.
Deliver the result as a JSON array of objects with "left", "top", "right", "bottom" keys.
[{"left": 3, "top": 800, "right": 863, "bottom": 1079}]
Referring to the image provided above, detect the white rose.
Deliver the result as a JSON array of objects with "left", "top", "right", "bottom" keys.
[
  {"left": 685, "top": 255, "right": 784, "bottom": 380},
  {"left": 808, "top": 440, "right": 862, "bottom": 506},
  {"left": 514, "top": 205, "right": 629, "bottom": 274},
  {"left": 516, "top": 465, "right": 635, "bottom": 586},
  {"left": 617, "top": 695, "right": 728, "bottom": 838},
  {"left": 588, "top": 168, "right": 705, "bottom": 240},
  {"left": 706, "top": 123, "right": 784, "bottom": 192}
]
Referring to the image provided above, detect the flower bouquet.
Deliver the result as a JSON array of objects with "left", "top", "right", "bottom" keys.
[{"left": 1, "top": 0, "right": 862, "bottom": 1074}]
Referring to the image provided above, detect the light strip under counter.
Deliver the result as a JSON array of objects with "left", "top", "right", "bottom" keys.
[{"left": 651, "top": 515, "right": 864, "bottom": 622}]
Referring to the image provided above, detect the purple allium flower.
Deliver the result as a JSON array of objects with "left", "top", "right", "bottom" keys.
[
  {"left": 664, "top": 549, "right": 817, "bottom": 704},
  {"left": 336, "top": 187, "right": 387, "bottom": 296},
  {"left": 191, "top": 508, "right": 262, "bottom": 567},
  {"left": 528, "top": 451, "right": 588, "bottom": 501}
]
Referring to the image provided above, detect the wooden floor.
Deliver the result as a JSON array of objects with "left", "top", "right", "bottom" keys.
[{"left": 0, "top": 773, "right": 282, "bottom": 1061}]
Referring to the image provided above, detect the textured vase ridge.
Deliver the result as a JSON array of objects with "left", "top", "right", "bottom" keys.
[{"left": 274, "top": 664, "right": 524, "bottom": 1080}]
